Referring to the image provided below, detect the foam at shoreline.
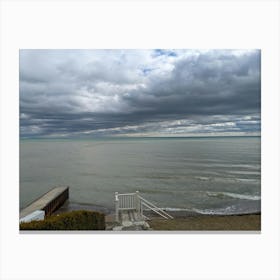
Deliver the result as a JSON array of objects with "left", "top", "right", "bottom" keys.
[
  {"left": 147, "top": 206, "right": 261, "bottom": 217},
  {"left": 206, "top": 191, "right": 261, "bottom": 201}
]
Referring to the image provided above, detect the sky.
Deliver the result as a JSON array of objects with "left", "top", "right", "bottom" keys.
[{"left": 20, "top": 49, "right": 261, "bottom": 138}]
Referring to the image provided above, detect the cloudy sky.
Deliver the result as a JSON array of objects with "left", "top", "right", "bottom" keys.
[{"left": 20, "top": 49, "right": 260, "bottom": 138}]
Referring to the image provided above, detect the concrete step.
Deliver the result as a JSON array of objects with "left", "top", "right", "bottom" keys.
[{"left": 115, "top": 210, "right": 150, "bottom": 230}]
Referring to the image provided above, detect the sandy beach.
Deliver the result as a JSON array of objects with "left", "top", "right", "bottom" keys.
[{"left": 147, "top": 213, "right": 261, "bottom": 231}]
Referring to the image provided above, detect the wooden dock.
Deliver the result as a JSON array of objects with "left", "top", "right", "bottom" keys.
[{"left": 20, "top": 186, "right": 69, "bottom": 219}]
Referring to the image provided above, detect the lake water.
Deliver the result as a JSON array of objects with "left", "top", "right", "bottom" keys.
[{"left": 20, "top": 137, "right": 261, "bottom": 215}]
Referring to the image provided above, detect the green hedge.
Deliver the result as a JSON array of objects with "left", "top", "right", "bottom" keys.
[{"left": 20, "top": 210, "right": 105, "bottom": 230}]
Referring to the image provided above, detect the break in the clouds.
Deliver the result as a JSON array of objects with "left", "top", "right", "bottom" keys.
[{"left": 20, "top": 49, "right": 261, "bottom": 138}]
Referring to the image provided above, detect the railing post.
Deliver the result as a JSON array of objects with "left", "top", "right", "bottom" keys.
[
  {"left": 115, "top": 192, "right": 119, "bottom": 222},
  {"left": 135, "top": 191, "right": 141, "bottom": 217}
]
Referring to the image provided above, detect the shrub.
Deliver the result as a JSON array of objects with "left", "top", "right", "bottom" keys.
[{"left": 20, "top": 210, "right": 105, "bottom": 230}]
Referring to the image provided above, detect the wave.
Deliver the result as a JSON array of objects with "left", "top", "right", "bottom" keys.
[
  {"left": 195, "top": 176, "right": 259, "bottom": 184},
  {"left": 157, "top": 206, "right": 259, "bottom": 216},
  {"left": 227, "top": 171, "right": 260, "bottom": 175},
  {"left": 187, "top": 163, "right": 260, "bottom": 169},
  {"left": 192, "top": 206, "right": 237, "bottom": 215},
  {"left": 206, "top": 191, "right": 261, "bottom": 201},
  {"left": 155, "top": 207, "right": 237, "bottom": 215},
  {"left": 195, "top": 176, "right": 211, "bottom": 181},
  {"left": 235, "top": 178, "right": 259, "bottom": 183},
  {"left": 161, "top": 207, "right": 193, "bottom": 212}
]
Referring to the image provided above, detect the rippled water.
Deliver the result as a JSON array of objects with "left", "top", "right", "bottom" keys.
[{"left": 20, "top": 137, "right": 261, "bottom": 215}]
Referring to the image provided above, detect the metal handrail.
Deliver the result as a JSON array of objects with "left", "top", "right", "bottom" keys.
[
  {"left": 138, "top": 195, "right": 174, "bottom": 219},
  {"left": 141, "top": 201, "right": 169, "bottom": 219}
]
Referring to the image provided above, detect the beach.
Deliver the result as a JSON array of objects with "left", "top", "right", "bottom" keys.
[
  {"left": 46, "top": 200, "right": 261, "bottom": 231},
  {"left": 147, "top": 213, "right": 261, "bottom": 231},
  {"left": 104, "top": 210, "right": 261, "bottom": 231}
]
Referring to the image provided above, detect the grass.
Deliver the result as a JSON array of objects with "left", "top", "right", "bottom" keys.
[{"left": 20, "top": 210, "right": 105, "bottom": 230}]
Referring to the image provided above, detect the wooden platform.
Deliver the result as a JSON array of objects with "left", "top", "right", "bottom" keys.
[{"left": 20, "top": 186, "right": 69, "bottom": 219}]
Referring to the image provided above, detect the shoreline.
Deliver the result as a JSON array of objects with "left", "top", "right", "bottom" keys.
[
  {"left": 21, "top": 200, "right": 261, "bottom": 231},
  {"left": 58, "top": 201, "right": 260, "bottom": 231},
  {"left": 54, "top": 201, "right": 261, "bottom": 218},
  {"left": 146, "top": 209, "right": 261, "bottom": 218}
]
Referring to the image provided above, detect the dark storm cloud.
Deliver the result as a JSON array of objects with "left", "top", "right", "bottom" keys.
[{"left": 20, "top": 49, "right": 261, "bottom": 138}]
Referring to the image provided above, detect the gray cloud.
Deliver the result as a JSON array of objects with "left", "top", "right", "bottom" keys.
[{"left": 20, "top": 49, "right": 261, "bottom": 138}]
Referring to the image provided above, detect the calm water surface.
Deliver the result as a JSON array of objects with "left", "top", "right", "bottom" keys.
[{"left": 20, "top": 137, "right": 261, "bottom": 215}]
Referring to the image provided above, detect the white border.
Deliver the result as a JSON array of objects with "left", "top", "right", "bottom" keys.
[{"left": 1, "top": 1, "right": 280, "bottom": 279}]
